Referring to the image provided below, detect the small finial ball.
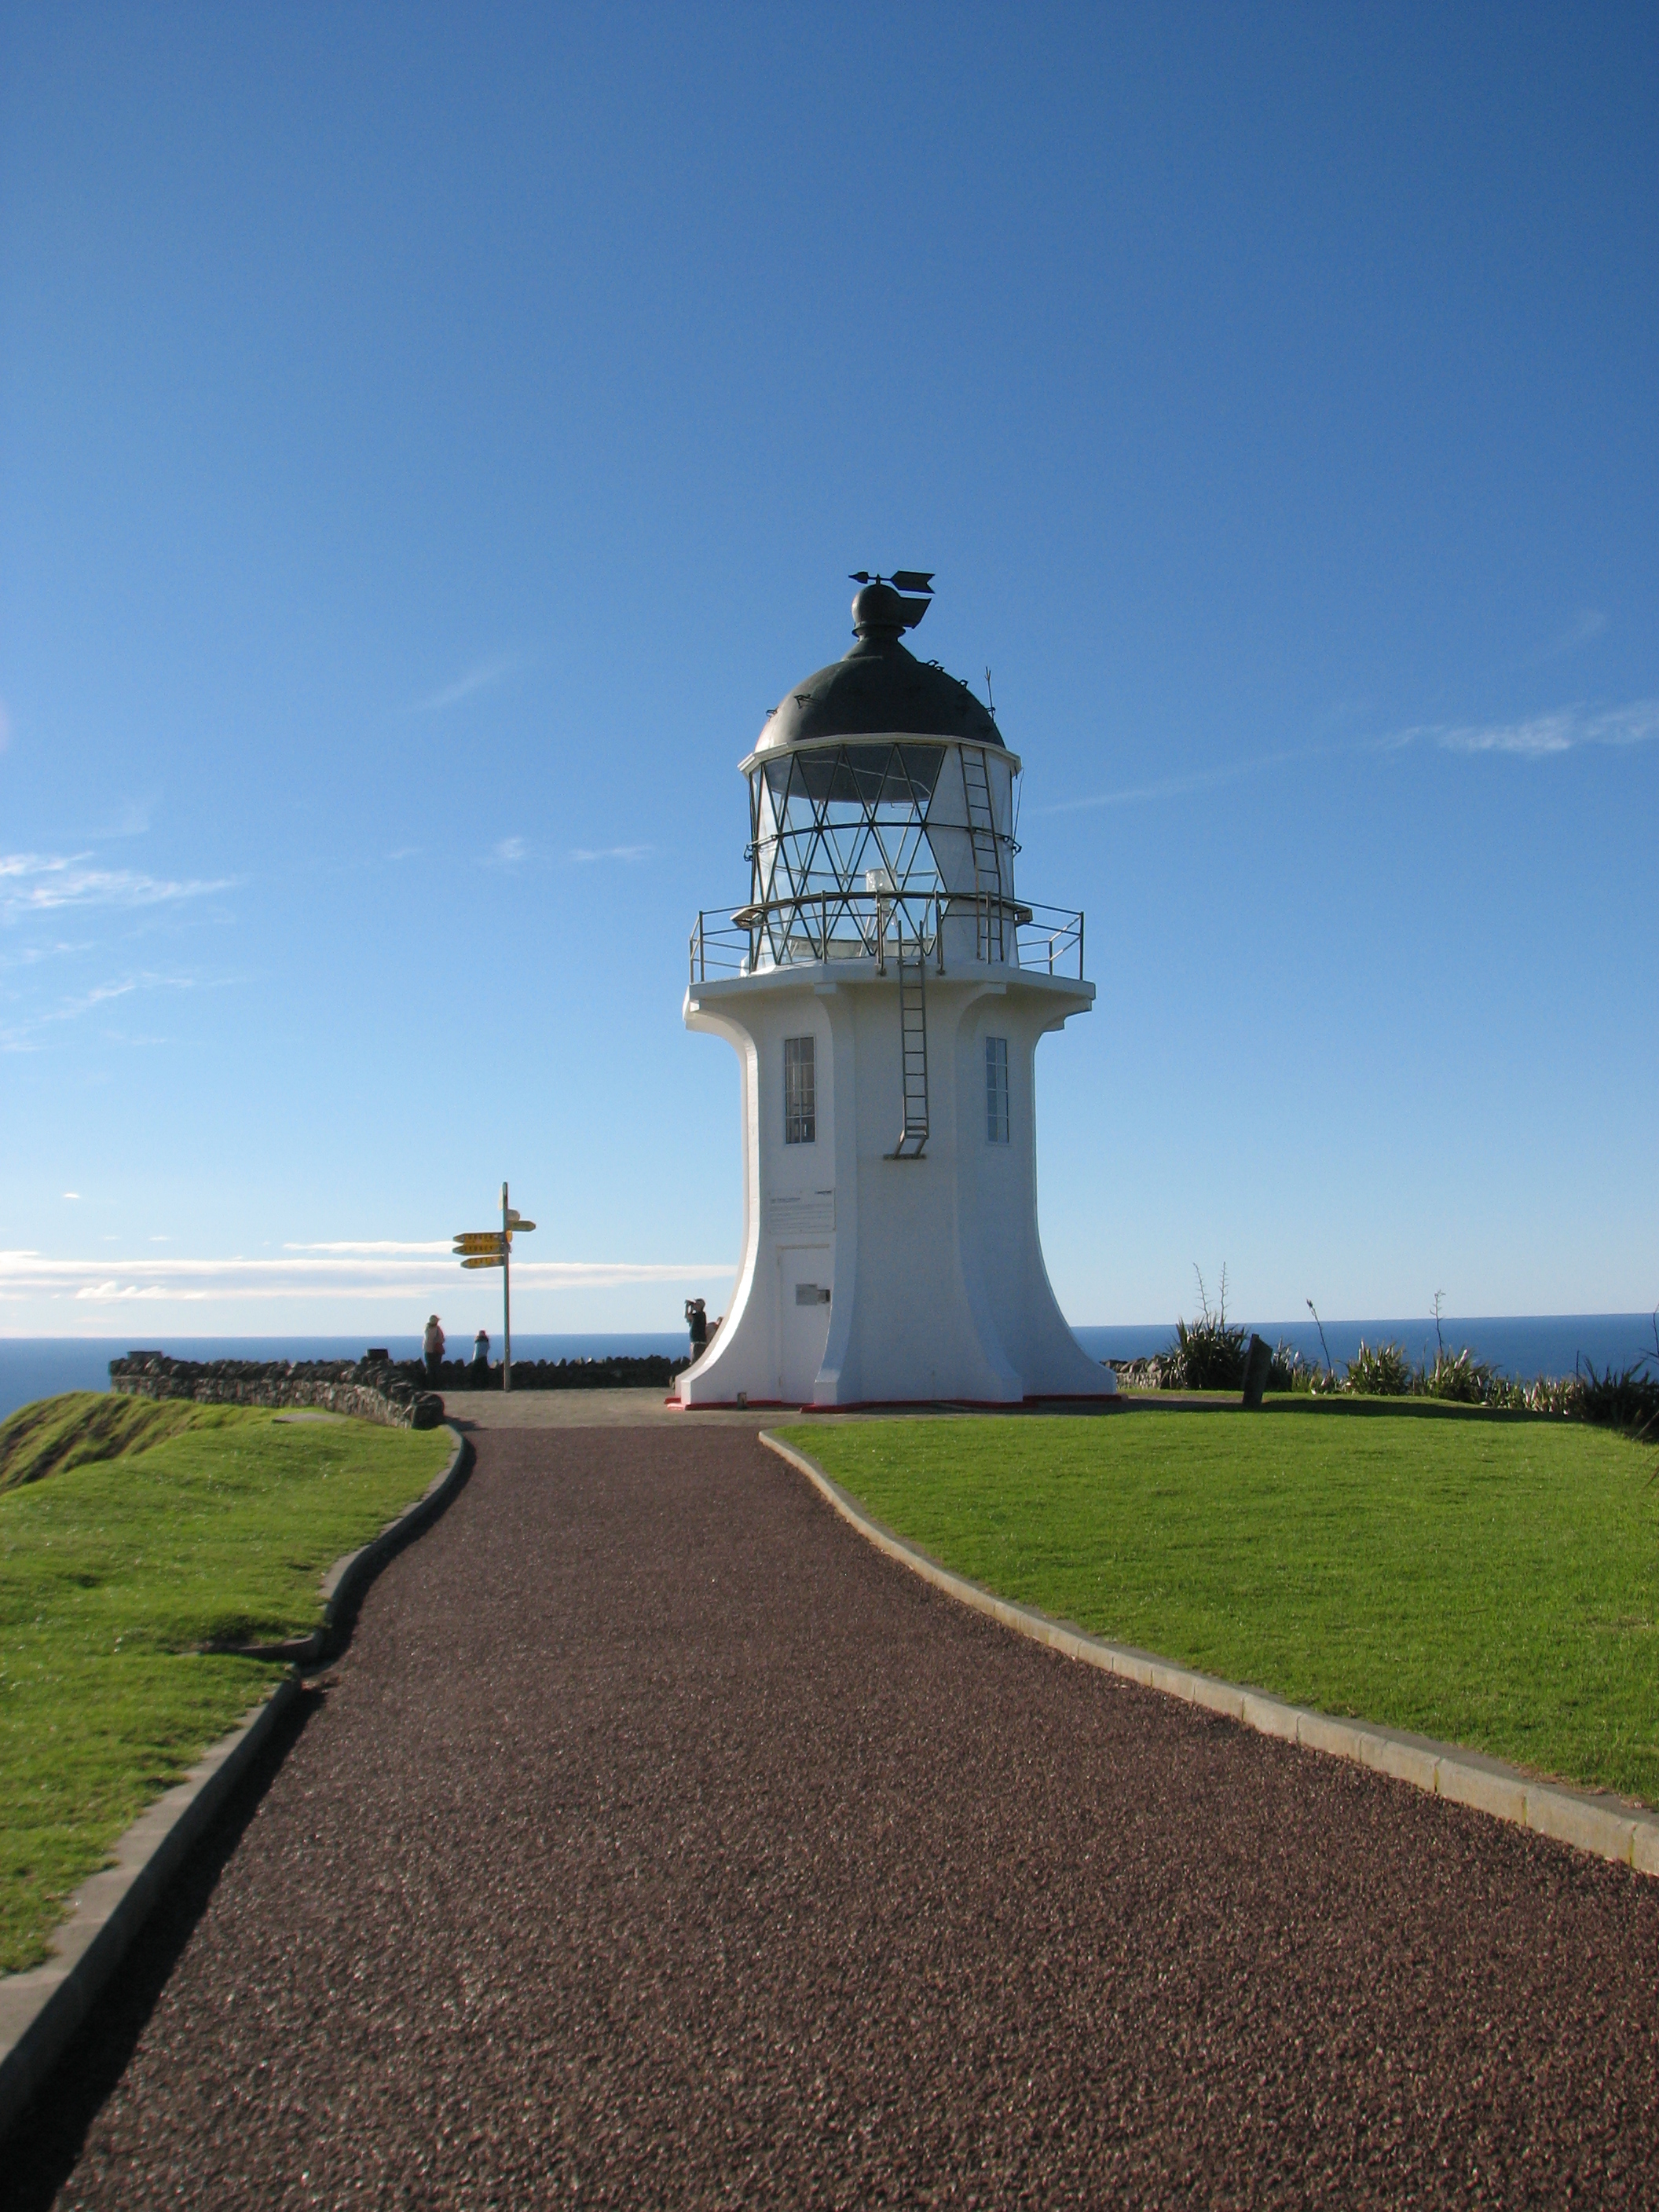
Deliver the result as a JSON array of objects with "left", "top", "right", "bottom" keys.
[{"left": 851, "top": 581, "right": 906, "bottom": 637}]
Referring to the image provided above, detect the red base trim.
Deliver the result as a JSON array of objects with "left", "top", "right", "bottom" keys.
[
  {"left": 667, "top": 1397, "right": 794, "bottom": 1411},
  {"left": 668, "top": 1391, "right": 1119, "bottom": 1414}
]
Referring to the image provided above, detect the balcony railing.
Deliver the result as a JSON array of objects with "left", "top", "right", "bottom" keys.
[{"left": 687, "top": 891, "right": 1084, "bottom": 986}]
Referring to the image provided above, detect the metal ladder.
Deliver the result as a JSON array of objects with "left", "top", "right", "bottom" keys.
[
  {"left": 886, "top": 917, "right": 929, "bottom": 1159},
  {"left": 961, "top": 745, "right": 1004, "bottom": 961}
]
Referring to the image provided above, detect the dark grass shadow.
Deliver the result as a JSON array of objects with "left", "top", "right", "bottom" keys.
[
  {"left": 5, "top": 1683, "right": 323, "bottom": 2209},
  {"left": 1119, "top": 1393, "right": 1569, "bottom": 1427},
  {"left": 1260, "top": 1395, "right": 1562, "bottom": 1426}
]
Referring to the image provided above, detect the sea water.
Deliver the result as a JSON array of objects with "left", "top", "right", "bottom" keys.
[
  {"left": 2, "top": 1317, "right": 1654, "bottom": 1424},
  {"left": 1071, "top": 1314, "right": 1659, "bottom": 1383},
  {"left": 0, "top": 1334, "right": 687, "bottom": 1423}
]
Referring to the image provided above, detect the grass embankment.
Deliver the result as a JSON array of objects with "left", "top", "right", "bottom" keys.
[
  {"left": 0, "top": 1390, "right": 210, "bottom": 1493},
  {"left": 783, "top": 1401, "right": 1659, "bottom": 1808},
  {"left": 1, "top": 1394, "right": 452, "bottom": 1972}
]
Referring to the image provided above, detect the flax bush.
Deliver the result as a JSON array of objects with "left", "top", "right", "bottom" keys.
[
  {"left": 1575, "top": 1358, "right": 1659, "bottom": 1441},
  {"left": 1419, "top": 1347, "right": 1491, "bottom": 1402},
  {"left": 1113, "top": 1289, "right": 1657, "bottom": 1441},
  {"left": 1267, "top": 1342, "right": 1314, "bottom": 1390},
  {"left": 1159, "top": 1266, "right": 1246, "bottom": 1390},
  {"left": 1345, "top": 1340, "right": 1412, "bottom": 1396}
]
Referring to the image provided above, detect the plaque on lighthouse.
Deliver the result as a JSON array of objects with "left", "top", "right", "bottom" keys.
[{"left": 675, "top": 576, "right": 1115, "bottom": 1409}]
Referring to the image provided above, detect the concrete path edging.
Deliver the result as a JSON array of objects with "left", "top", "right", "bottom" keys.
[
  {"left": 760, "top": 1430, "right": 1659, "bottom": 1883},
  {"left": 0, "top": 1676, "right": 299, "bottom": 2144},
  {"left": 239, "top": 1422, "right": 475, "bottom": 1662},
  {"left": 0, "top": 1421, "right": 475, "bottom": 2146}
]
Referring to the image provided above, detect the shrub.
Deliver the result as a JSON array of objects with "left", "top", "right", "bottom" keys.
[
  {"left": 1482, "top": 1372, "right": 1581, "bottom": 1417},
  {"left": 1167, "top": 1315, "right": 1247, "bottom": 1390},
  {"left": 1162, "top": 1265, "right": 1247, "bottom": 1390},
  {"left": 1576, "top": 1360, "right": 1659, "bottom": 1441},
  {"left": 1345, "top": 1340, "right": 1412, "bottom": 1395},
  {"left": 1121, "top": 1294, "right": 1657, "bottom": 1434},
  {"left": 1421, "top": 1347, "right": 1496, "bottom": 1404},
  {"left": 1267, "top": 1340, "right": 1313, "bottom": 1391}
]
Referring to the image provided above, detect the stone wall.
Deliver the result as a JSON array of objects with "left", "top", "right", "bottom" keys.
[
  {"left": 416, "top": 1353, "right": 690, "bottom": 1393},
  {"left": 109, "top": 1354, "right": 446, "bottom": 1430}
]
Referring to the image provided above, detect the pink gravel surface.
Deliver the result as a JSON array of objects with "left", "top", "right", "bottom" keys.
[{"left": 13, "top": 1423, "right": 1659, "bottom": 2207}]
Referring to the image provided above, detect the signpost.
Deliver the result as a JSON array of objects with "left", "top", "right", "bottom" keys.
[{"left": 452, "top": 1183, "right": 537, "bottom": 1391}]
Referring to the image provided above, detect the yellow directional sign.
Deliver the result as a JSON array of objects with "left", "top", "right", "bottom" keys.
[{"left": 456, "top": 1184, "right": 534, "bottom": 1393}]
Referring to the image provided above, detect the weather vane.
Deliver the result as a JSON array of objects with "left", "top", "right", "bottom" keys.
[{"left": 848, "top": 570, "right": 935, "bottom": 630}]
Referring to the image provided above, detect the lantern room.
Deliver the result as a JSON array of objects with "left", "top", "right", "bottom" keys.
[{"left": 676, "top": 575, "right": 1114, "bottom": 1410}]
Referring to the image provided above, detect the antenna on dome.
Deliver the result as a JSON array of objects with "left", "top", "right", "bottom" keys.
[{"left": 848, "top": 570, "right": 935, "bottom": 630}]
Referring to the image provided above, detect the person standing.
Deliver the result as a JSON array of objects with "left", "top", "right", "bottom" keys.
[
  {"left": 471, "top": 1328, "right": 490, "bottom": 1380},
  {"left": 423, "top": 1314, "right": 445, "bottom": 1382}
]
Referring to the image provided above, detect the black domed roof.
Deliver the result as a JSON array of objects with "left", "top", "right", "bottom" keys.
[{"left": 756, "top": 585, "right": 1004, "bottom": 753}]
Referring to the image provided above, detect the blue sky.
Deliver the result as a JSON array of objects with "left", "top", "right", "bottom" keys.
[{"left": 2, "top": 2, "right": 1655, "bottom": 1339}]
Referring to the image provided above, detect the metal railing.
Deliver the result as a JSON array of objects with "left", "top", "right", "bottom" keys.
[
  {"left": 687, "top": 891, "right": 1084, "bottom": 985},
  {"left": 1017, "top": 902, "right": 1084, "bottom": 977}
]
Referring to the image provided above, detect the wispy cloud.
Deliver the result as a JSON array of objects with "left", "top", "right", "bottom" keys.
[
  {"left": 0, "top": 852, "right": 234, "bottom": 918},
  {"left": 491, "top": 836, "right": 527, "bottom": 866},
  {"left": 569, "top": 844, "right": 653, "bottom": 862},
  {"left": 1034, "top": 747, "right": 1322, "bottom": 815},
  {"left": 1040, "top": 695, "right": 1659, "bottom": 812},
  {"left": 413, "top": 655, "right": 526, "bottom": 713},
  {"left": 53, "top": 978, "right": 141, "bottom": 1020},
  {"left": 0, "top": 1248, "right": 734, "bottom": 1304},
  {"left": 0, "top": 970, "right": 200, "bottom": 1053},
  {"left": 86, "top": 798, "right": 156, "bottom": 839},
  {"left": 1433, "top": 698, "right": 1658, "bottom": 758},
  {"left": 1532, "top": 609, "right": 1608, "bottom": 662},
  {"left": 285, "top": 1240, "right": 453, "bottom": 1254},
  {"left": 0, "top": 939, "right": 96, "bottom": 971}
]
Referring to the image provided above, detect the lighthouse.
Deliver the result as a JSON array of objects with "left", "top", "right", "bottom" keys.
[{"left": 676, "top": 575, "right": 1115, "bottom": 1408}]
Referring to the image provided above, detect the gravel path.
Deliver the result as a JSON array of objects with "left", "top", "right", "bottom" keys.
[{"left": 16, "top": 1423, "right": 1659, "bottom": 2207}]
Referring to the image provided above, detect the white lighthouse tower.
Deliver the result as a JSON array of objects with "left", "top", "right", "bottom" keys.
[{"left": 675, "top": 575, "right": 1114, "bottom": 1409}]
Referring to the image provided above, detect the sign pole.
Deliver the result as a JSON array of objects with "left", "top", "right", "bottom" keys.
[
  {"left": 502, "top": 1179, "right": 512, "bottom": 1393},
  {"left": 452, "top": 1202, "right": 533, "bottom": 1376}
]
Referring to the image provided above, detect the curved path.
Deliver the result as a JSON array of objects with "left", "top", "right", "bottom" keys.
[{"left": 16, "top": 1417, "right": 1659, "bottom": 2205}]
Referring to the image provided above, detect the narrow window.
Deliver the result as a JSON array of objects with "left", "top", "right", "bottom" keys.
[
  {"left": 985, "top": 1035, "right": 1009, "bottom": 1144},
  {"left": 785, "top": 1035, "right": 816, "bottom": 1144}
]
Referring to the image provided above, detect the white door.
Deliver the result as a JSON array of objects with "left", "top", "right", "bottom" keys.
[{"left": 778, "top": 1246, "right": 833, "bottom": 1401}]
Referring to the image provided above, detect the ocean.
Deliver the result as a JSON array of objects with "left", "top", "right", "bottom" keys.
[
  {"left": 1071, "top": 1315, "right": 1659, "bottom": 1382},
  {"left": 2, "top": 1317, "right": 1654, "bottom": 1423},
  {"left": 0, "top": 1333, "right": 687, "bottom": 1424}
]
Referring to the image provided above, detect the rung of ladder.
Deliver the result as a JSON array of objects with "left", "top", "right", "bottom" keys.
[{"left": 886, "top": 917, "right": 929, "bottom": 1158}]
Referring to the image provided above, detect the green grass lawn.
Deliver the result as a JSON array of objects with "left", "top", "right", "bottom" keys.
[
  {"left": 0, "top": 1396, "right": 453, "bottom": 1972},
  {"left": 782, "top": 1400, "right": 1659, "bottom": 1808}
]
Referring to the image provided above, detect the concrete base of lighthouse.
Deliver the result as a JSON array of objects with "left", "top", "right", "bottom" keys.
[{"left": 674, "top": 957, "right": 1116, "bottom": 1408}]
